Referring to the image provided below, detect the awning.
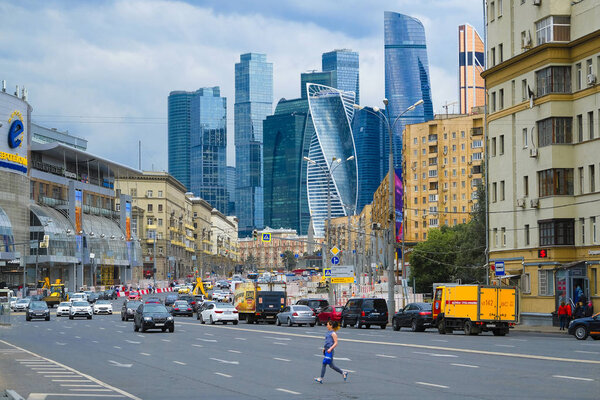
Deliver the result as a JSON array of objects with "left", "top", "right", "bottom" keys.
[{"left": 29, "top": 203, "right": 78, "bottom": 264}]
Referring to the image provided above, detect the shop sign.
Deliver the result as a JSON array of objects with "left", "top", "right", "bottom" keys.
[{"left": 1, "top": 111, "right": 27, "bottom": 173}]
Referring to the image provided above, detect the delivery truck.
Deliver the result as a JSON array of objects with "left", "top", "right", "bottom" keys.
[
  {"left": 233, "top": 281, "right": 286, "bottom": 324},
  {"left": 432, "top": 285, "right": 518, "bottom": 336}
]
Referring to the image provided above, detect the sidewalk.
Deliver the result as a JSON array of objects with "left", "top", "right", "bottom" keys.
[{"left": 512, "top": 324, "right": 569, "bottom": 335}]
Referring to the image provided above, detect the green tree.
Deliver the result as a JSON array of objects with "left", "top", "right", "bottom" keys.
[
  {"left": 244, "top": 254, "right": 257, "bottom": 270},
  {"left": 282, "top": 250, "right": 297, "bottom": 271}
]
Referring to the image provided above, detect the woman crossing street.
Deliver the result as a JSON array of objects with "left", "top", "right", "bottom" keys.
[{"left": 315, "top": 321, "right": 348, "bottom": 384}]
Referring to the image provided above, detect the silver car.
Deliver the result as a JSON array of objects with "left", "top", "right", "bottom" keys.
[
  {"left": 13, "top": 298, "right": 31, "bottom": 312},
  {"left": 276, "top": 305, "right": 316, "bottom": 327}
]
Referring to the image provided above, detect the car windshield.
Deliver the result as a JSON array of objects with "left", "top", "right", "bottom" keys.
[
  {"left": 216, "top": 304, "right": 235, "bottom": 309},
  {"left": 144, "top": 304, "right": 168, "bottom": 313},
  {"left": 174, "top": 301, "right": 188, "bottom": 306},
  {"left": 127, "top": 301, "right": 141, "bottom": 308},
  {"left": 294, "top": 305, "right": 312, "bottom": 311},
  {"left": 59, "top": 302, "right": 70, "bottom": 306},
  {"left": 418, "top": 303, "right": 433, "bottom": 311},
  {"left": 30, "top": 301, "right": 47, "bottom": 309},
  {"left": 73, "top": 301, "right": 88, "bottom": 306},
  {"left": 17, "top": 299, "right": 29, "bottom": 304},
  {"left": 308, "top": 300, "right": 326, "bottom": 308},
  {"left": 96, "top": 300, "right": 110, "bottom": 304}
]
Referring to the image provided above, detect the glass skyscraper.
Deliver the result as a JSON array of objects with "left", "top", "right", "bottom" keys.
[
  {"left": 226, "top": 166, "right": 236, "bottom": 216},
  {"left": 189, "top": 87, "right": 228, "bottom": 214},
  {"left": 300, "top": 71, "right": 334, "bottom": 100},
  {"left": 306, "top": 84, "right": 358, "bottom": 237},
  {"left": 322, "top": 49, "right": 360, "bottom": 105},
  {"left": 168, "top": 91, "right": 193, "bottom": 189},
  {"left": 384, "top": 12, "right": 434, "bottom": 172},
  {"left": 263, "top": 98, "right": 312, "bottom": 235},
  {"left": 235, "top": 53, "right": 273, "bottom": 237}
]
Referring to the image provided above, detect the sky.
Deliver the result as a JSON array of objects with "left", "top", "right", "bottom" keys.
[{"left": 0, "top": 0, "right": 484, "bottom": 171}]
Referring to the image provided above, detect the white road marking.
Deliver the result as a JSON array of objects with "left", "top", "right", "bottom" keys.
[
  {"left": 69, "top": 388, "right": 113, "bottom": 392},
  {"left": 235, "top": 337, "right": 246, "bottom": 340},
  {"left": 140, "top": 353, "right": 151, "bottom": 356},
  {"left": 61, "top": 384, "right": 102, "bottom": 387},
  {"left": 179, "top": 329, "right": 186, "bottom": 332},
  {"left": 192, "top": 344, "right": 203, "bottom": 348},
  {"left": 99, "top": 327, "right": 105, "bottom": 330},
  {"left": 204, "top": 333, "right": 214, "bottom": 336},
  {"left": 116, "top": 325, "right": 126, "bottom": 328},
  {"left": 108, "top": 360, "right": 132, "bottom": 368},
  {"left": 432, "top": 339, "right": 448, "bottom": 343},
  {"left": 413, "top": 351, "right": 458, "bottom": 358},
  {"left": 273, "top": 357, "right": 290, "bottom": 362},
  {"left": 31, "top": 367, "right": 66, "bottom": 370},
  {"left": 116, "top": 331, "right": 123, "bottom": 334},
  {"left": 451, "top": 363, "right": 479, "bottom": 368},
  {"left": 60, "top": 332, "right": 65, "bottom": 334},
  {"left": 509, "top": 338, "right": 527, "bottom": 342},
  {"left": 553, "top": 375, "right": 594, "bottom": 382},
  {"left": 173, "top": 361, "right": 187, "bottom": 365},
  {"left": 75, "top": 336, "right": 81, "bottom": 339},
  {"left": 273, "top": 342, "right": 288, "bottom": 345},
  {"left": 52, "top": 379, "right": 91, "bottom": 382},
  {"left": 416, "top": 382, "right": 449, "bottom": 389},
  {"left": 113, "top": 346, "right": 121, "bottom": 349},
  {"left": 44, "top": 374, "right": 77, "bottom": 377},
  {"left": 197, "top": 338, "right": 217, "bottom": 342},
  {"left": 228, "top": 350, "right": 241, "bottom": 354},
  {"left": 214, "top": 372, "right": 232, "bottom": 378},
  {"left": 92, "top": 341, "right": 99, "bottom": 343},
  {"left": 160, "top": 339, "right": 171, "bottom": 342},
  {"left": 376, "top": 354, "right": 397, "bottom": 359},
  {"left": 495, "top": 344, "right": 515, "bottom": 348},
  {"left": 276, "top": 388, "right": 301, "bottom": 395},
  {"left": 55, "top": 342, "right": 66, "bottom": 346},
  {"left": 137, "top": 335, "right": 144, "bottom": 338},
  {"left": 210, "top": 358, "right": 239, "bottom": 365},
  {"left": 264, "top": 336, "right": 290, "bottom": 340},
  {"left": 125, "top": 340, "right": 141, "bottom": 344},
  {"left": 16, "top": 359, "right": 42, "bottom": 361},
  {"left": 575, "top": 350, "right": 599, "bottom": 355}
]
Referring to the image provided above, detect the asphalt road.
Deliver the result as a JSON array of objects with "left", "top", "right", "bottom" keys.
[{"left": 1, "top": 293, "right": 599, "bottom": 400}]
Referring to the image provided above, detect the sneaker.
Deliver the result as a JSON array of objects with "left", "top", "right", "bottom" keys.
[
  {"left": 343, "top": 371, "right": 348, "bottom": 381},
  {"left": 314, "top": 378, "right": 323, "bottom": 384}
]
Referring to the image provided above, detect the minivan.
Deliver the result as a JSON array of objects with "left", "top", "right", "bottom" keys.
[{"left": 341, "top": 298, "right": 388, "bottom": 329}]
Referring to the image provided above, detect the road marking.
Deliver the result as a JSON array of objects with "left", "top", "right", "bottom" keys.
[
  {"left": 432, "top": 339, "right": 448, "bottom": 343},
  {"left": 173, "top": 361, "right": 187, "bottom": 365},
  {"left": 264, "top": 336, "right": 290, "bottom": 340},
  {"left": 575, "top": 350, "right": 599, "bottom": 355},
  {"left": 228, "top": 350, "right": 241, "bottom": 354},
  {"left": 31, "top": 367, "right": 66, "bottom": 370},
  {"left": 273, "top": 357, "right": 290, "bottom": 362},
  {"left": 52, "top": 379, "right": 90, "bottom": 382},
  {"left": 116, "top": 331, "right": 123, "bottom": 334},
  {"left": 75, "top": 336, "right": 81, "bottom": 339},
  {"left": 495, "top": 344, "right": 515, "bottom": 348},
  {"left": 61, "top": 384, "right": 102, "bottom": 387},
  {"left": 179, "top": 329, "right": 186, "bottom": 332},
  {"left": 70, "top": 388, "right": 114, "bottom": 392},
  {"left": 161, "top": 339, "right": 171, "bottom": 342},
  {"left": 140, "top": 353, "right": 151, "bottom": 356},
  {"left": 55, "top": 342, "right": 66, "bottom": 346},
  {"left": 214, "top": 372, "right": 232, "bottom": 378},
  {"left": 197, "top": 338, "right": 217, "bottom": 342},
  {"left": 376, "top": 354, "right": 396, "bottom": 359},
  {"left": 116, "top": 325, "right": 126, "bottom": 328},
  {"left": 204, "top": 333, "right": 214, "bottom": 336},
  {"left": 273, "top": 342, "right": 288, "bottom": 345},
  {"left": 92, "top": 341, "right": 99, "bottom": 343},
  {"left": 113, "top": 346, "right": 121, "bottom": 349},
  {"left": 451, "top": 363, "right": 479, "bottom": 368},
  {"left": 85, "top": 325, "right": 91, "bottom": 327},
  {"left": 416, "top": 382, "right": 449, "bottom": 389},
  {"left": 509, "top": 338, "right": 527, "bottom": 342},
  {"left": 413, "top": 351, "right": 458, "bottom": 358},
  {"left": 276, "top": 388, "right": 301, "bottom": 395},
  {"left": 44, "top": 374, "right": 77, "bottom": 377},
  {"left": 125, "top": 340, "right": 141, "bottom": 344},
  {"left": 235, "top": 337, "right": 246, "bottom": 340},
  {"left": 210, "top": 358, "right": 239, "bottom": 365},
  {"left": 192, "top": 344, "right": 203, "bottom": 348},
  {"left": 99, "top": 327, "right": 105, "bottom": 330},
  {"left": 553, "top": 375, "right": 594, "bottom": 382},
  {"left": 108, "top": 360, "right": 132, "bottom": 368},
  {"left": 175, "top": 322, "right": 600, "bottom": 365}
]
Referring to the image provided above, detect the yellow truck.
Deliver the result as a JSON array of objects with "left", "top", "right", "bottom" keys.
[
  {"left": 40, "top": 278, "right": 69, "bottom": 307},
  {"left": 432, "top": 285, "right": 518, "bottom": 336},
  {"left": 233, "top": 281, "right": 286, "bottom": 324}
]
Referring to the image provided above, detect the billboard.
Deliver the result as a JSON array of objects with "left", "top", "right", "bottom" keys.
[
  {"left": 0, "top": 103, "right": 29, "bottom": 175},
  {"left": 125, "top": 201, "right": 131, "bottom": 240},
  {"left": 394, "top": 168, "right": 403, "bottom": 243},
  {"left": 74, "top": 189, "right": 83, "bottom": 234}
]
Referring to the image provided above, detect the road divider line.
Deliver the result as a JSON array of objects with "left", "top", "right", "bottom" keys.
[
  {"left": 264, "top": 336, "right": 290, "bottom": 340},
  {"left": 69, "top": 388, "right": 113, "bottom": 392},
  {"left": 192, "top": 344, "right": 203, "bottom": 348},
  {"left": 552, "top": 375, "right": 594, "bottom": 382},
  {"left": 495, "top": 344, "right": 515, "bottom": 348},
  {"left": 214, "top": 372, "right": 232, "bottom": 378},
  {"left": 173, "top": 361, "right": 187, "bottom": 365},
  {"left": 376, "top": 354, "right": 397, "bottom": 359},
  {"left": 52, "top": 379, "right": 91, "bottom": 382},
  {"left": 140, "top": 353, "right": 151, "bottom": 356},
  {"left": 451, "top": 363, "right": 479, "bottom": 368},
  {"left": 273, "top": 357, "right": 290, "bottom": 362},
  {"left": 276, "top": 388, "right": 301, "bottom": 395},
  {"left": 273, "top": 342, "right": 288, "bottom": 345},
  {"left": 210, "top": 358, "right": 239, "bottom": 365},
  {"left": 61, "top": 384, "right": 102, "bottom": 387},
  {"left": 416, "top": 382, "right": 449, "bottom": 389},
  {"left": 176, "top": 322, "right": 600, "bottom": 365},
  {"left": 197, "top": 338, "right": 217, "bottom": 342},
  {"left": 228, "top": 350, "right": 241, "bottom": 353},
  {"left": 575, "top": 350, "right": 599, "bottom": 355}
]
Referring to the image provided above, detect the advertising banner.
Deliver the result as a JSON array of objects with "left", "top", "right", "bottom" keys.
[
  {"left": 125, "top": 201, "right": 131, "bottom": 240},
  {"left": 74, "top": 189, "right": 83, "bottom": 234},
  {"left": 394, "top": 168, "right": 403, "bottom": 243}
]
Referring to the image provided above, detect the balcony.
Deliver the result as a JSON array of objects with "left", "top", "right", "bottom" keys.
[
  {"left": 470, "top": 127, "right": 483, "bottom": 136},
  {"left": 40, "top": 196, "right": 68, "bottom": 208}
]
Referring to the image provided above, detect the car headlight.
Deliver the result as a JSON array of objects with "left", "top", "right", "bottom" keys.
[
  {"left": 167, "top": 316, "right": 173, "bottom": 321},
  {"left": 144, "top": 316, "right": 152, "bottom": 321},
  {"left": 128, "top": 308, "right": 133, "bottom": 313}
]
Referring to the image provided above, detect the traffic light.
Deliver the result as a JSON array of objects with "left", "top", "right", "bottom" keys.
[{"left": 252, "top": 230, "right": 258, "bottom": 241}]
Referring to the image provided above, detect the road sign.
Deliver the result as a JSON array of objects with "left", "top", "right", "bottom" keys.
[
  {"left": 330, "top": 246, "right": 340, "bottom": 256},
  {"left": 262, "top": 233, "right": 271, "bottom": 242},
  {"left": 330, "top": 265, "right": 354, "bottom": 278},
  {"left": 495, "top": 261, "right": 505, "bottom": 276},
  {"left": 331, "top": 277, "right": 354, "bottom": 284},
  {"left": 323, "top": 268, "right": 332, "bottom": 277},
  {"left": 331, "top": 256, "right": 340, "bottom": 265},
  {"left": 294, "top": 254, "right": 299, "bottom": 258}
]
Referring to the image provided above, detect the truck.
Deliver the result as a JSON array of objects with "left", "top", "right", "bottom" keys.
[
  {"left": 233, "top": 281, "right": 286, "bottom": 324},
  {"left": 432, "top": 285, "right": 518, "bottom": 336},
  {"left": 40, "top": 278, "right": 69, "bottom": 307}
]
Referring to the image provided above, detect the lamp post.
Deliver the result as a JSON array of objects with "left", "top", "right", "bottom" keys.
[
  {"left": 353, "top": 99, "right": 424, "bottom": 322},
  {"left": 304, "top": 155, "right": 354, "bottom": 305}
]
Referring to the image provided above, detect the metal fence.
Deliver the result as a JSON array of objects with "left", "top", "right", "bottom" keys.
[{"left": 0, "top": 305, "right": 11, "bottom": 325}]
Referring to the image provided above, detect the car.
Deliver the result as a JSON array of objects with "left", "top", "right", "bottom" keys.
[
  {"left": 216, "top": 280, "right": 230, "bottom": 289},
  {"left": 103, "top": 289, "right": 118, "bottom": 300},
  {"left": 93, "top": 300, "right": 113, "bottom": 315},
  {"left": 13, "top": 298, "right": 31, "bottom": 312},
  {"left": 121, "top": 300, "right": 142, "bottom": 321},
  {"left": 178, "top": 287, "right": 191, "bottom": 294},
  {"left": 296, "top": 298, "right": 329, "bottom": 315},
  {"left": 56, "top": 301, "right": 72, "bottom": 317},
  {"left": 276, "top": 305, "right": 316, "bottom": 327},
  {"left": 128, "top": 291, "right": 141, "bottom": 300},
  {"left": 392, "top": 302, "right": 434, "bottom": 332},
  {"left": 26, "top": 301, "right": 50, "bottom": 321},
  {"left": 196, "top": 301, "right": 215, "bottom": 319},
  {"left": 145, "top": 297, "right": 162, "bottom": 304},
  {"left": 85, "top": 291, "right": 99, "bottom": 304},
  {"left": 170, "top": 300, "right": 194, "bottom": 317},
  {"left": 177, "top": 294, "right": 197, "bottom": 309},
  {"left": 341, "top": 298, "right": 388, "bottom": 329},
  {"left": 199, "top": 302, "right": 239, "bottom": 325},
  {"left": 70, "top": 293, "right": 87, "bottom": 302},
  {"left": 69, "top": 301, "right": 93, "bottom": 319},
  {"left": 568, "top": 312, "right": 600, "bottom": 340},
  {"left": 192, "top": 295, "right": 205, "bottom": 312},
  {"left": 317, "top": 306, "right": 344, "bottom": 325},
  {"left": 164, "top": 294, "right": 179, "bottom": 307},
  {"left": 133, "top": 303, "right": 174, "bottom": 333}
]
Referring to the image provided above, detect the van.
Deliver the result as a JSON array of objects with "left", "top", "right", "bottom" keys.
[{"left": 341, "top": 298, "right": 388, "bottom": 329}]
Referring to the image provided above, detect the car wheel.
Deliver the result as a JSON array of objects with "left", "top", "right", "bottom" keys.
[
  {"left": 169, "top": 325, "right": 174, "bottom": 333},
  {"left": 380, "top": 324, "right": 386, "bottom": 329},
  {"left": 574, "top": 325, "right": 589, "bottom": 340},
  {"left": 342, "top": 318, "right": 347, "bottom": 328},
  {"left": 276, "top": 318, "right": 281, "bottom": 326},
  {"left": 393, "top": 318, "right": 400, "bottom": 331},
  {"left": 162, "top": 327, "right": 167, "bottom": 332},
  {"left": 141, "top": 324, "right": 147, "bottom": 333},
  {"left": 26, "top": 315, "right": 31, "bottom": 321},
  {"left": 464, "top": 320, "right": 478, "bottom": 335},
  {"left": 200, "top": 314, "right": 205, "bottom": 324},
  {"left": 411, "top": 319, "right": 419, "bottom": 332},
  {"left": 134, "top": 323, "right": 139, "bottom": 332},
  {"left": 69, "top": 315, "right": 73, "bottom": 320},
  {"left": 287, "top": 318, "right": 293, "bottom": 327},
  {"left": 45, "top": 316, "right": 50, "bottom": 321},
  {"left": 438, "top": 319, "right": 446, "bottom": 335},
  {"left": 210, "top": 315, "right": 215, "bottom": 325},
  {"left": 310, "top": 323, "right": 315, "bottom": 327},
  {"left": 355, "top": 319, "right": 361, "bottom": 329},
  {"left": 88, "top": 315, "right": 92, "bottom": 320}
]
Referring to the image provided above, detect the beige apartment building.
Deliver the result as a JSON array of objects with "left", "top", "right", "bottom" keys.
[
  {"left": 402, "top": 112, "right": 485, "bottom": 242},
  {"left": 483, "top": 0, "right": 600, "bottom": 324}
]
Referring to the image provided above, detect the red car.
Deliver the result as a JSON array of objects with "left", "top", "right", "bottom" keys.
[
  {"left": 128, "top": 291, "right": 141, "bottom": 300},
  {"left": 317, "top": 306, "right": 345, "bottom": 325}
]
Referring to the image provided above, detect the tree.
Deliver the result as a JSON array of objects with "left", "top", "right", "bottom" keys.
[
  {"left": 244, "top": 255, "right": 257, "bottom": 270},
  {"left": 282, "top": 250, "right": 297, "bottom": 271}
]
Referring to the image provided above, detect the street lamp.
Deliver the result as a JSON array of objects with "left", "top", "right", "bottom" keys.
[
  {"left": 304, "top": 154, "right": 355, "bottom": 305},
  {"left": 353, "top": 98, "right": 424, "bottom": 322}
]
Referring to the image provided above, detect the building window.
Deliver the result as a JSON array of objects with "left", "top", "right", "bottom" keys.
[
  {"left": 497, "top": 0, "right": 503, "bottom": 17},
  {"left": 581, "top": 218, "right": 586, "bottom": 244},
  {"left": 524, "top": 175, "right": 529, "bottom": 197},
  {"left": 590, "top": 165, "right": 596, "bottom": 192},
  {"left": 499, "top": 89, "right": 504, "bottom": 109},
  {"left": 130, "top": 188, "right": 137, "bottom": 197},
  {"left": 523, "top": 128, "right": 528, "bottom": 148},
  {"left": 158, "top": 204, "right": 163, "bottom": 212},
  {"left": 489, "top": 2, "right": 495, "bottom": 21},
  {"left": 579, "top": 167, "right": 585, "bottom": 194},
  {"left": 537, "top": 117, "right": 572, "bottom": 147},
  {"left": 500, "top": 181, "right": 505, "bottom": 201},
  {"left": 147, "top": 217, "right": 154, "bottom": 226},
  {"left": 491, "top": 137, "right": 497, "bottom": 157},
  {"left": 538, "top": 168, "right": 573, "bottom": 197},
  {"left": 501, "top": 227, "right": 506, "bottom": 247},
  {"left": 525, "top": 224, "right": 530, "bottom": 245},
  {"left": 522, "top": 273, "right": 531, "bottom": 294},
  {"left": 521, "top": 79, "right": 528, "bottom": 101},
  {"left": 499, "top": 135, "right": 504, "bottom": 155},
  {"left": 538, "top": 269, "right": 555, "bottom": 296},
  {"left": 536, "top": 66, "right": 571, "bottom": 97},
  {"left": 539, "top": 219, "right": 575, "bottom": 246},
  {"left": 491, "top": 92, "right": 496, "bottom": 112},
  {"left": 493, "top": 228, "right": 498, "bottom": 247},
  {"left": 147, "top": 204, "right": 153, "bottom": 212},
  {"left": 535, "top": 16, "right": 570, "bottom": 45},
  {"left": 576, "top": 63, "right": 582, "bottom": 91},
  {"left": 593, "top": 268, "right": 598, "bottom": 296},
  {"left": 589, "top": 111, "right": 594, "bottom": 140},
  {"left": 472, "top": 140, "right": 483, "bottom": 149},
  {"left": 158, "top": 218, "right": 163, "bottom": 227},
  {"left": 577, "top": 114, "right": 584, "bottom": 142},
  {"left": 592, "top": 216, "right": 597, "bottom": 243},
  {"left": 499, "top": 43, "right": 503, "bottom": 63},
  {"left": 147, "top": 190, "right": 153, "bottom": 198},
  {"left": 492, "top": 182, "right": 497, "bottom": 203}
]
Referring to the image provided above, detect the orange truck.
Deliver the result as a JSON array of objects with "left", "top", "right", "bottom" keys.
[{"left": 432, "top": 285, "right": 518, "bottom": 336}]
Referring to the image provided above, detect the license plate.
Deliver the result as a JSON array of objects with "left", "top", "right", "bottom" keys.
[
  {"left": 371, "top": 313, "right": 379, "bottom": 316},
  {"left": 155, "top": 323, "right": 164, "bottom": 327},
  {"left": 269, "top": 305, "right": 273, "bottom": 308},
  {"left": 225, "top": 311, "right": 232, "bottom": 314}
]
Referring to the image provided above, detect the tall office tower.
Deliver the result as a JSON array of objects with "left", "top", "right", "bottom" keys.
[
  {"left": 300, "top": 71, "right": 335, "bottom": 99},
  {"left": 226, "top": 166, "right": 236, "bottom": 216},
  {"left": 263, "top": 98, "right": 312, "bottom": 235},
  {"left": 322, "top": 49, "right": 360, "bottom": 104},
  {"left": 384, "top": 11, "right": 434, "bottom": 173},
  {"left": 306, "top": 84, "right": 358, "bottom": 237},
  {"left": 458, "top": 24, "right": 485, "bottom": 114},
  {"left": 189, "top": 87, "right": 228, "bottom": 214},
  {"left": 235, "top": 53, "right": 273, "bottom": 237},
  {"left": 352, "top": 107, "right": 385, "bottom": 213},
  {"left": 168, "top": 91, "right": 194, "bottom": 189}
]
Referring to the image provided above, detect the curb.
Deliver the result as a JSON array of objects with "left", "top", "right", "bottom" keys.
[{"left": 4, "top": 390, "right": 25, "bottom": 400}]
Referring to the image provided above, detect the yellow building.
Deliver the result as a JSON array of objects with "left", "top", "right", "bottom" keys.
[
  {"left": 483, "top": 0, "right": 600, "bottom": 324},
  {"left": 115, "top": 172, "right": 194, "bottom": 281},
  {"left": 402, "top": 112, "right": 485, "bottom": 241}
]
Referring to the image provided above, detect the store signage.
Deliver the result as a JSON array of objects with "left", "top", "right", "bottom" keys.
[
  {"left": 589, "top": 250, "right": 600, "bottom": 255},
  {"left": 1, "top": 110, "right": 28, "bottom": 174},
  {"left": 538, "top": 249, "right": 548, "bottom": 258}
]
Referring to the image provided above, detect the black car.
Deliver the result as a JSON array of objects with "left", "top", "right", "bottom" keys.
[
  {"left": 192, "top": 295, "right": 205, "bottom": 312},
  {"left": 133, "top": 303, "right": 174, "bottom": 333},
  {"left": 568, "top": 312, "right": 600, "bottom": 340},
  {"left": 341, "top": 298, "right": 388, "bottom": 329},
  {"left": 392, "top": 302, "right": 433, "bottom": 332},
  {"left": 102, "top": 289, "right": 118, "bottom": 300},
  {"left": 26, "top": 301, "right": 50, "bottom": 321},
  {"left": 177, "top": 294, "right": 197, "bottom": 309},
  {"left": 296, "top": 298, "right": 329, "bottom": 315},
  {"left": 121, "top": 300, "right": 142, "bottom": 321},
  {"left": 164, "top": 294, "right": 179, "bottom": 307},
  {"left": 196, "top": 301, "right": 215, "bottom": 320},
  {"left": 170, "top": 300, "right": 194, "bottom": 317}
]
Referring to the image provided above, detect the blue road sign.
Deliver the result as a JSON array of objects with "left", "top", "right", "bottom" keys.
[
  {"left": 294, "top": 254, "right": 299, "bottom": 258},
  {"left": 280, "top": 254, "right": 284, "bottom": 257},
  {"left": 331, "top": 256, "right": 340, "bottom": 265},
  {"left": 324, "top": 269, "right": 332, "bottom": 277},
  {"left": 262, "top": 233, "right": 271, "bottom": 242},
  {"left": 495, "top": 261, "right": 505, "bottom": 276}
]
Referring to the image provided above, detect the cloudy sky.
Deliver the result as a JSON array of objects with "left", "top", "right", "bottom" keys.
[{"left": 0, "top": 0, "right": 484, "bottom": 171}]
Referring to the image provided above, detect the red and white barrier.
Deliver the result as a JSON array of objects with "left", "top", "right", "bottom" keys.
[{"left": 117, "top": 287, "right": 174, "bottom": 297}]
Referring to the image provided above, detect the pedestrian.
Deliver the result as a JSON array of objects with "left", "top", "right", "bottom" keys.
[
  {"left": 558, "top": 302, "right": 569, "bottom": 330},
  {"left": 315, "top": 321, "right": 348, "bottom": 384},
  {"left": 573, "top": 301, "right": 585, "bottom": 319},
  {"left": 586, "top": 299, "right": 594, "bottom": 317},
  {"left": 574, "top": 285, "right": 583, "bottom": 304}
]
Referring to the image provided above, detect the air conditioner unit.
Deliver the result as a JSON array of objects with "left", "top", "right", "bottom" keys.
[
  {"left": 530, "top": 198, "right": 540, "bottom": 208},
  {"left": 533, "top": 0, "right": 541, "bottom": 6},
  {"left": 587, "top": 74, "right": 597, "bottom": 86},
  {"left": 517, "top": 198, "right": 526, "bottom": 207},
  {"left": 529, "top": 148, "right": 538, "bottom": 158}
]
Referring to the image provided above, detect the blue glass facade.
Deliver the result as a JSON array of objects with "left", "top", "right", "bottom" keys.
[
  {"left": 235, "top": 53, "right": 273, "bottom": 237},
  {"left": 322, "top": 49, "right": 360, "bottom": 105},
  {"left": 226, "top": 166, "right": 236, "bottom": 216},
  {"left": 189, "top": 87, "right": 228, "bottom": 214},
  {"left": 352, "top": 107, "right": 385, "bottom": 213},
  {"left": 300, "top": 71, "right": 334, "bottom": 99},
  {"left": 384, "top": 12, "right": 434, "bottom": 173},
  {"left": 306, "top": 84, "right": 358, "bottom": 237},
  {"left": 168, "top": 91, "right": 193, "bottom": 189},
  {"left": 263, "top": 98, "right": 311, "bottom": 235}
]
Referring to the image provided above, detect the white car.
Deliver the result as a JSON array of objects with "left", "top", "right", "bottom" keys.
[
  {"left": 56, "top": 301, "right": 72, "bottom": 317},
  {"left": 69, "top": 301, "right": 93, "bottom": 319},
  {"left": 13, "top": 298, "right": 31, "bottom": 312},
  {"left": 199, "top": 303, "right": 239, "bottom": 325},
  {"left": 70, "top": 293, "right": 88, "bottom": 302},
  {"left": 93, "top": 300, "right": 113, "bottom": 315}
]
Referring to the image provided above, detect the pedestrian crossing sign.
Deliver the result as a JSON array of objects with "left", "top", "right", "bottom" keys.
[
  {"left": 262, "top": 233, "right": 271, "bottom": 242},
  {"left": 323, "top": 268, "right": 332, "bottom": 277}
]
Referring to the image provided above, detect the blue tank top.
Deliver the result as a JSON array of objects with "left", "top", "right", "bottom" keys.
[{"left": 324, "top": 331, "right": 335, "bottom": 349}]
